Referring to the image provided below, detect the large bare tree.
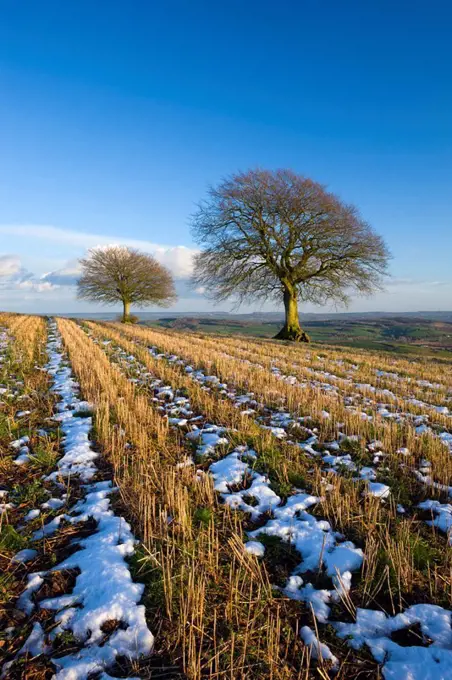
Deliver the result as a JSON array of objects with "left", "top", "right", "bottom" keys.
[
  {"left": 191, "top": 169, "right": 390, "bottom": 341},
  {"left": 77, "top": 245, "right": 176, "bottom": 322}
]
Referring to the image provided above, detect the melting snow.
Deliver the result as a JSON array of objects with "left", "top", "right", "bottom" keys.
[
  {"left": 84, "top": 325, "right": 452, "bottom": 677},
  {"left": 12, "top": 548, "right": 38, "bottom": 563},
  {"left": 419, "top": 500, "right": 452, "bottom": 543},
  {"left": 300, "top": 625, "right": 338, "bottom": 668},
  {"left": 365, "top": 482, "right": 391, "bottom": 499},
  {"left": 335, "top": 605, "right": 452, "bottom": 679},
  {"left": 8, "top": 322, "right": 154, "bottom": 678},
  {"left": 245, "top": 541, "right": 266, "bottom": 557}
]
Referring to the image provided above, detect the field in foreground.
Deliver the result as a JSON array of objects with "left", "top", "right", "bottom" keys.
[{"left": 1, "top": 314, "right": 452, "bottom": 678}]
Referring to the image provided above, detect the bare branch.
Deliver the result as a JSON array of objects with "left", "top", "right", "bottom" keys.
[{"left": 190, "top": 168, "right": 391, "bottom": 341}]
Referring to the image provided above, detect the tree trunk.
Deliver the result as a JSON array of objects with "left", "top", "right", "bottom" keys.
[
  {"left": 122, "top": 299, "right": 131, "bottom": 323},
  {"left": 274, "top": 288, "right": 310, "bottom": 342}
]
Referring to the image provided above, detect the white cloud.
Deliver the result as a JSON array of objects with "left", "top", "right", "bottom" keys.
[
  {"left": 151, "top": 245, "right": 196, "bottom": 279},
  {"left": 0, "top": 226, "right": 200, "bottom": 306},
  {"left": 0, "top": 225, "right": 198, "bottom": 279},
  {"left": 41, "top": 260, "right": 82, "bottom": 287},
  {"left": 0, "top": 254, "right": 22, "bottom": 277},
  {"left": 39, "top": 247, "right": 196, "bottom": 289},
  {"left": 17, "top": 280, "right": 56, "bottom": 292},
  {"left": 0, "top": 254, "right": 58, "bottom": 295}
]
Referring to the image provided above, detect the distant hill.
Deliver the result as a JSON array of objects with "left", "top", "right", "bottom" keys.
[
  {"left": 143, "top": 314, "right": 452, "bottom": 357},
  {"left": 56, "top": 310, "right": 452, "bottom": 322}
]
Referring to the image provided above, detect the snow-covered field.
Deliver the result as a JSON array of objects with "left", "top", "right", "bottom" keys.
[
  {"left": 0, "top": 319, "right": 153, "bottom": 678},
  {"left": 2, "top": 314, "right": 452, "bottom": 679},
  {"left": 85, "top": 322, "right": 452, "bottom": 679}
]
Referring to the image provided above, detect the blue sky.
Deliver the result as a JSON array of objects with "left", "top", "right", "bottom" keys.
[{"left": 1, "top": 0, "right": 451, "bottom": 313}]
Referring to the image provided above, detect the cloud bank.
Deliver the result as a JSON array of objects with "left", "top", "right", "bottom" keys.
[
  {"left": 1, "top": 224, "right": 452, "bottom": 313},
  {"left": 0, "top": 225, "right": 197, "bottom": 280},
  {"left": 0, "top": 255, "right": 22, "bottom": 278},
  {"left": 0, "top": 224, "right": 202, "bottom": 309},
  {"left": 0, "top": 254, "right": 54, "bottom": 293},
  {"left": 41, "top": 261, "right": 82, "bottom": 287}
]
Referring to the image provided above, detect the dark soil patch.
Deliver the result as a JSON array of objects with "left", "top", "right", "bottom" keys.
[
  {"left": 96, "top": 652, "right": 186, "bottom": 679},
  {"left": 52, "top": 630, "right": 85, "bottom": 658},
  {"left": 98, "top": 619, "right": 128, "bottom": 647},
  {"left": 390, "top": 622, "right": 431, "bottom": 647},
  {"left": 35, "top": 568, "right": 80, "bottom": 603},
  {"left": 242, "top": 509, "right": 274, "bottom": 532},
  {"left": 5, "top": 656, "right": 56, "bottom": 680},
  {"left": 257, "top": 535, "right": 301, "bottom": 588}
]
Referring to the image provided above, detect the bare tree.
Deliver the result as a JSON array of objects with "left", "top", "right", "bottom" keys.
[
  {"left": 191, "top": 169, "right": 390, "bottom": 341},
  {"left": 77, "top": 246, "right": 176, "bottom": 322}
]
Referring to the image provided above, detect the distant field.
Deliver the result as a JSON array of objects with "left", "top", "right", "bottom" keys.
[{"left": 143, "top": 315, "right": 452, "bottom": 357}]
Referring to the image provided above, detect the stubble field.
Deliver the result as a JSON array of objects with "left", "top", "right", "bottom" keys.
[{"left": 1, "top": 313, "right": 452, "bottom": 679}]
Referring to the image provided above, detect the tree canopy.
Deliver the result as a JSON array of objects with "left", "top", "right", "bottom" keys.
[
  {"left": 191, "top": 169, "right": 390, "bottom": 341},
  {"left": 77, "top": 245, "right": 176, "bottom": 322}
]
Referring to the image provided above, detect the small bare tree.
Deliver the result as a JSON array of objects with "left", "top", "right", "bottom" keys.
[
  {"left": 191, "top": 169, "right": 390, "bottom": 341},
  {"left": 77, "top": 245, "right": 176, "bottom": 322}
]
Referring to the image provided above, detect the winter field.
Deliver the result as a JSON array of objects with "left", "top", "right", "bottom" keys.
[{"left": 2, "top": 314, "right": 452, "bottom": 679}]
